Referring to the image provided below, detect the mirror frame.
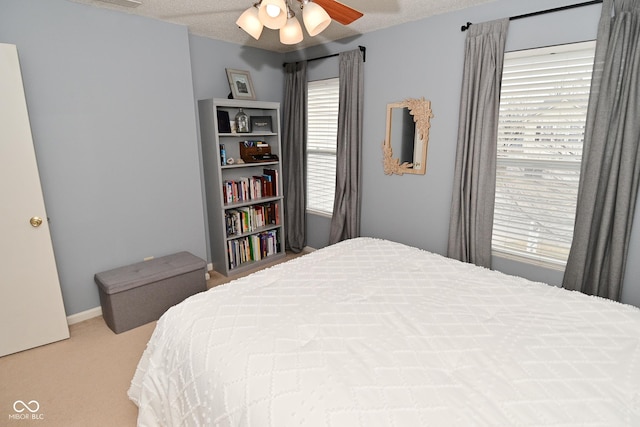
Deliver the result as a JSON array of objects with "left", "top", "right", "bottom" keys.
[{"left": 383, "top": 97, "right": 434, "bottom": 175}]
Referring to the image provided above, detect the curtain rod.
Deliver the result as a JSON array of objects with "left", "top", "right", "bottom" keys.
[
  {"left": 460, "top": 0, "right": 603, "bottom": 31},
  {"left": 282, "top": 45, "right": 366, "bottom": 67}
]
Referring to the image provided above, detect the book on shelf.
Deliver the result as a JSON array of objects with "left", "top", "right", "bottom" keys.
[
  {"left": 222, "top": 172, "right": 280, "bottom": 205},
  {"left": 262, "top": 168, "right": 279, "bottom": 196},
  {"left": 227, "top": 229, "right": 280, "bottom": 270},
  {"left": 225, "top": 202, "right": 280, "bottom": 237},
  {"left": 222, "top": 177, "right": 255, "bottom": 204}
]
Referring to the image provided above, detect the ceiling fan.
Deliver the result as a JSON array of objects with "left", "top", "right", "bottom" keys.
[
  {"left": 238, "top": 0, "right": 363, "bottom": 45},
  {"left": 312, "top": 0, "right": 363, "bottom": 26}
]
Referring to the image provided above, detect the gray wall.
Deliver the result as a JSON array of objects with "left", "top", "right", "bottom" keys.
[
  {"left": 1, "top": 0, "right": 207, "bottom": 315},
  {"left": 285, "top": 0, "right": 640, "bottom": 308},
  {"left": 189, "top": 36, "right": 284, "bottom": 103},
  {"left": 188, "top": 35, "right": 285, "bottom": 262},
  {"left": 2, "top": 0, "right": 639, "bottom": 316}
]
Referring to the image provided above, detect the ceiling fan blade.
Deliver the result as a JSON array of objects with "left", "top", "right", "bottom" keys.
[{"left": 313, "top": 0, "right": 363, "bottom": 25}]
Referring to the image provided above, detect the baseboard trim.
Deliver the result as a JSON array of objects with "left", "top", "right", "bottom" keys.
[
  {"left": 65, "top": 256, "right": 306, "bottom": 326},
  {"left": 67, "top": 306, "right": 102, "bottom": 325},
  {"left": 67, "top": 264, "right": 214, "bottom": 325}
]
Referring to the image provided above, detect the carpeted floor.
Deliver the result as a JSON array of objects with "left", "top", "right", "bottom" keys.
[
  {"left": 1, "top": 315, "right": 153, "bottom": 427},
  {"left": 0, "top": 250, "right": 309, "bottom": 426}
]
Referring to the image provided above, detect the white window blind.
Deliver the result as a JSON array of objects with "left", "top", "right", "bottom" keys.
[
  {"left": 307, "top": 78, "right": 339, "bottom": 215},
  {"left": 492, "top": 41, "right": 596, "bottom": 269}
]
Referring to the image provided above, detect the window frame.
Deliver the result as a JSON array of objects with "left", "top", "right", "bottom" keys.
[
  {"left": 491, "top": 40, "right": 596, "bottom": 270},
  {"left": 306, "top": 77, "right": 339, "bottom": 217}
]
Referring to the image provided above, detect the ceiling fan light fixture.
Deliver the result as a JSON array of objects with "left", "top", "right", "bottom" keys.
[
  {"left": 280, "top": 15, "right": 303, "bottom": 44},
  {"left": 258, "top": 0, "right": 288, "bottom": 29},
  {"left": 238, "top": 0, "right": 358, "bottom": 45},
  {"left": 236, "top": 5, "right": 264, "bottom": 40},
  {"left": 265, "top": 4, "right": 282, "bottom": 17},
  {"left": 302, "top": 1, "right": 331, "bottom": 37}
]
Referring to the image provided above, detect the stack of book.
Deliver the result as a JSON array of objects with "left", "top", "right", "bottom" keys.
[
  {"left": 222, "top": 168, "right": 279, "bottom": 204},
  {"left": 227, "top": 230, "right": 279, "bottom": 269},
  {"left": 225, "top": 202, "right": 280, "bottom": 237}
]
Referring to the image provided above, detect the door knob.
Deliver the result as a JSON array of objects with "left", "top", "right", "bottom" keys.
[{"left": 30, "top": 216, "right": 43, "bottom": 228}]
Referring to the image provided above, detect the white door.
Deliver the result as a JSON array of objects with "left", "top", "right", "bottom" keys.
[{"left": 0, "top": 43, "right": 69, "bottom": 357}]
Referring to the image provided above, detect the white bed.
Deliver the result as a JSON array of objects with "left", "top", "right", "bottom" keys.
[{"left": 129, "top": 237, "right": 640, "bottom": 426}]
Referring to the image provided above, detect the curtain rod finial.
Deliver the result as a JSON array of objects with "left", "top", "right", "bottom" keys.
[
  {"left": 461, "top": 22, "right": 472, "bottom": 32},
  {"left": 358, "top": 45, "right": 366, "bottom": 62}
]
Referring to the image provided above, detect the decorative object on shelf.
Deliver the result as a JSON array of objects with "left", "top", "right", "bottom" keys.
[
  {"left": 240, "top": 140, "right": 277, "bottom": 163},
  {"left": 216, "top": 110, "right": 231, "bottom": 133},
  {"left": 226, "top": 157, "right": 235, "bottom": 165},
  {"left": 236, "top": 0, "right": 363, "bottom": 46},
  {"left": 226, "top": 69, "right": 256, "bottom": 100},
  {"left": 220, "top": 144, "right": 226, "bottom": 165},
  {"left": 250, "top": 116, "right": 272, "bottom": 133},
  {"left": 235, "top": 108, "right": 250, "bottom": 133},
  {"left": 383, "top": 97, "right": 434, "bottom": 176}
]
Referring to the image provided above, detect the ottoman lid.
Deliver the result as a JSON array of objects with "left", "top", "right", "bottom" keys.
[{"left": 95, "top": 251, "right": 206, "bottom": 294}]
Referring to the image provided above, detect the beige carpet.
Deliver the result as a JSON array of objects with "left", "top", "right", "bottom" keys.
[
  {"left": 0, "top": 250, "right": 308, "bottom": 427},
  {"left": 0, "top": 316, "right": 153, "bottom": 427}
]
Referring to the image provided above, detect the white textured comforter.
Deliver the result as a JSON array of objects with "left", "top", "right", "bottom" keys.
[{"left": 129, "top": 238, "right": 640, "bottom": 426}]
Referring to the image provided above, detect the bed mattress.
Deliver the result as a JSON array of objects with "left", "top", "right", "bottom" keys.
[{"left": 129, "top": 237, "right": 640, "bottom": 426}]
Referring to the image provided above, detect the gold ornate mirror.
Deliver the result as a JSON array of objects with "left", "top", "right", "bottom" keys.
[{"left": 383, "top": 98, "right": 433, "bottom": 175}]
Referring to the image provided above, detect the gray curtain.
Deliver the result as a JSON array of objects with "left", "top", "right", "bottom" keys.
[
  {"left": 447, "top": 19, "right": 509, "bottom": 268},
  {"left": 282, "top": 61, "right": 307, "bottom": 253},
  {"left": 563, "top": 0, "right": 640, "bottom": 301},
  {"left": 329, "top": 49, "right": 364, "bottom": 244}
]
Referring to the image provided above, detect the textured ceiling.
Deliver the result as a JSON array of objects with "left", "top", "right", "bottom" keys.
[{"left": 69, "top": 0, "right": 499, "bottom": 53}]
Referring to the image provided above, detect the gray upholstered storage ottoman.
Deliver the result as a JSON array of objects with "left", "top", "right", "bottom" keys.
[{"left": 95, "top": 251, "right": 206, "bottom": 334}]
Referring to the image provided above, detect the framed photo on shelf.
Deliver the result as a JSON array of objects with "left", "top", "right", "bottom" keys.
[
  {"left": 250, "top": 116, "right": 272, "bottom": 133},
  {"left": 216, "top": 110, "right": 231, "bottom": 133},
  {"left": 226, "top": 68, "right": 256, "bottom": 100}
]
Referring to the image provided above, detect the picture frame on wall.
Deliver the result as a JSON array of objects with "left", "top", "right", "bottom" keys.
[{"left": 226, "top": 68, "right": 256, "bottom": 100}]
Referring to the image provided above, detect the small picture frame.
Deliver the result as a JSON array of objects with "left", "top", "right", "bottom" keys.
[
  {"left": 250, "top": 116, "right": 272, "bottom": 133},
  {"left": 226, "top": 68, "right": 256, "bottom": 100},
  {"left": 216, "top": 110, "right": 231, "bottom": 133}
]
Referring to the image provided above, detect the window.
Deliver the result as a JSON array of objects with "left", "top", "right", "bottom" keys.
[
  {"left": 492, "top": 41, "right": 596, "bottom": 269},
  {"left": 307, "top": 78, "right": 339, "bottom": 215}
]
